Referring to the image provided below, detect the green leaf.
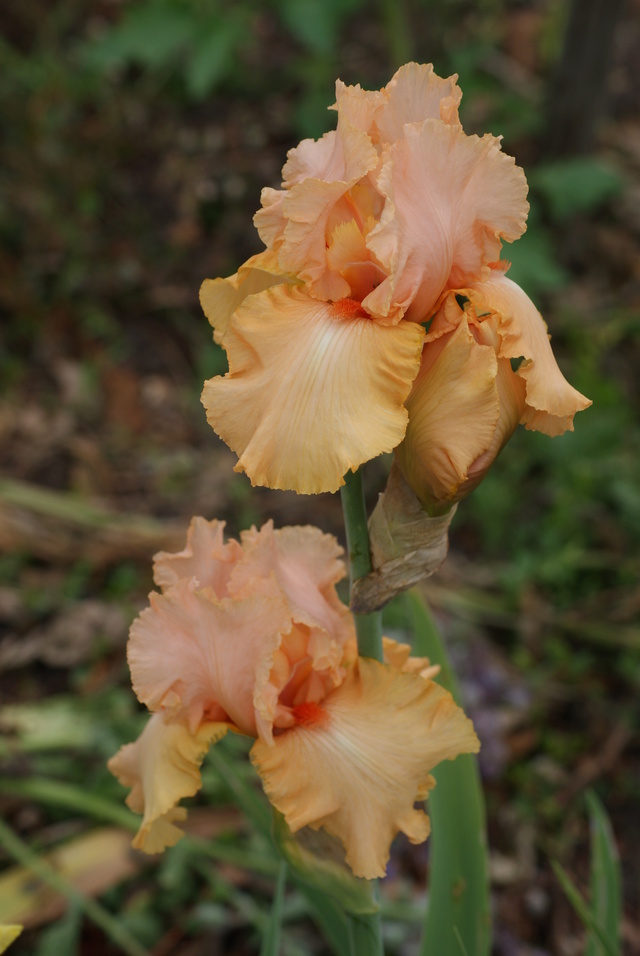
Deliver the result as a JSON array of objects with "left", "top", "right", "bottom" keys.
[
  {"left": 85, "top": 1, "right": 195, "bottom": 71},
  {"left": 259, "top": 861, "right": 287, "bottom": 956},
  {"left": 406, "top": 591, "right": 491, "bottom": 956},
  {"left": 552, "top": 862, "right": 618, "bottom": 956},
  {"left": 185, "top": 19, "right": 241, "bottom": 100},
  {"left": 530, "top": 158, "right": 624, "bottom": 222},
  {"left": 585, "top": 791, "right": 622, "bottom": 956},
  {"left": 505, "top": 221, "right": 570, "bottom": 297},
  {"left": 276, "top": 0, "right": 343, "bottom": 54},
  {"left": 35, "top": 903, "right": 82, "bottom": 956},
  {"left": 271, "top": 811, "right": 377, "bottom": 916}
]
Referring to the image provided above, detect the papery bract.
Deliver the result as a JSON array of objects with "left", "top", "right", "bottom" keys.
[{"left": 109, "top": 517, "right": 479, "bottom": 877}]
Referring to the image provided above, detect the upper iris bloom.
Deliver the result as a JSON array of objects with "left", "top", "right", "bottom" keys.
[
  {"left": 108, "top": 517, "right": 478, "bottom": 878},
  {"left": 200, "top": 63, "right": 587, "bottom": 495}
]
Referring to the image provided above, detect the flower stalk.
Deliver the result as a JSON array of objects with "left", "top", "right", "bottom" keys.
[
  {"left": 341, "top": 467, "right": 385, "bottom": 956},
  {"left": 340, "top": 468, "right": 384, "bottom": 662}
]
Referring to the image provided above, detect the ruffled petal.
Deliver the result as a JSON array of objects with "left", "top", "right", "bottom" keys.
[
  {"left": 254, "top": 122, "right": 379, "bottom": 302},
  {"left": 108, "top": 712, "right": 229, "bottom": 853},
  {"left": 332, "top": 80, "right": 387, "bottom": 140},
  {"left": 201, "top": 285, "right": 425, "bottom": 494},
  {"left": 200, "top": 249, "right": 289, "bottom": 343},
  {"left": 276, "top": 128, "right": 379, "bottom": 299},
  {"left": 396, "top": 316, "right": 500, "bottom": 507},
  {"left": 364, "top": 121, "right": 529, "bottom": 321},
  {"left": 251, "top": 658, "right": 479, "bottom": 879},
  {"left": 375, "top": 62, "right": 462, "bottom": 141},
  {"left": 232, "top": 522, "right": 352, "bottom": 646},
  {"left": 128, "top": 578, "right": 292, "bottom": 737},
  {"left": 153, "top": 517, "right": 243, "bottom": 595},
  {"left": 466, "top": 271, "right": 592, "bottom": 435}
]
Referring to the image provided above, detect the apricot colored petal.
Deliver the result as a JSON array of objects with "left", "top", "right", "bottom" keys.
[
  {"left": 396, "top": 317, "right": 500, "bottom": 506},
  {"left": 381, "top": 636, "right": 436, "bottom": 677},
  {"left": 254, "top": 124, "right": 378, "bottom": 293},
  {"left": 332, "top": 79, "right": 387, "bottom": 138},
  {"left": 201, "top": 286, "right": 425, "bottom": 494},
  {"left": 108, "top": 713, "right": 229, "bottom": 853},
  {"left": 153, "top": 517, "right": 243, "bottom": 595},
  {"left": 128, "top": 578, "right": 291, "bottom": 737},
  {"left": 283, "top": 126, "right": 373, "bottom": 185},
  {"left": 365, "top": 121, "right": 528, "bottom": 320},
  {"left": 251, "top": 658, "right": 479, "bottom": 879},
  {"left": 200, "top": 249, "right": 288, "bottom": 343},
  {"left": 376, "top": 62, "right": 462, "bottom": 141},
  {"left": 232, "top": 522, "right": 352, "bottom": 644},
  {"left": 467, "top": 272, "right": 591, "bottom": 435}
]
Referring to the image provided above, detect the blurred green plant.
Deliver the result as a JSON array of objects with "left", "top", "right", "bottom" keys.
[
  {"left": 553, "top": 791, "right": 622, "bottom": 956},
  {"left": 81, "top": 0, "right": 254, "bottom": 100}
]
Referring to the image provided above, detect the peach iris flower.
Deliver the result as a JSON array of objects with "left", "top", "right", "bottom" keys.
[
  {"left": 108, "top": 517, "right": 479, "bottom": 878},
  {"left": 200, "top": 63, "right": 532, "bottom": 494}
]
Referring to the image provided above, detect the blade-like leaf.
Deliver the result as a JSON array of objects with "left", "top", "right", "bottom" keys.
[
  {"left": 552, "top": 862, "right": 618, "bottom": 956},
  {"left": 406, "top": 590, "right": 491, "bottom": 956},
  {"left": 585, "top": 791, "right": 622, "bottom": 956},
  {"left": 259, "top": 861, "right": 287, "bottom": 956}
]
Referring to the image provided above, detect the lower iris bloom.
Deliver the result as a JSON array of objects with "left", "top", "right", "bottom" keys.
[{"left": 109, "top": 518, "right": 479, "bottom": 878}]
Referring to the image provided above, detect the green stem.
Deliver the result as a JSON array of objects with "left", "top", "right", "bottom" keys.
[
  {"left": 340, "top": 467, "right": 385, "bottom": 956},
  {"left": 348, "top": 884, "right": 384, "bottom": 956},
  {"left": 340, "top": 469, "right": 383, "bottom": 662}
]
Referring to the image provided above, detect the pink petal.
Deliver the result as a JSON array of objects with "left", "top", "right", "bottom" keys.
[
  {"left": 153, "top": 517, "right": 243, "bottom": 595},
  {"left": 364, "top": 121, "right": 529, "bottom": 321},
  {"left": 128, "top": 577, "right": 292, "bottom": 737}
]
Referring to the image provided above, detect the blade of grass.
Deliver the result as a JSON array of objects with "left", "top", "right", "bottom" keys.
[
  {"left": 0, "top": 819, "right": 147, "bottom": 956},
  {"left": 585, "top": 791, "right": 622, "bottom": 956},
  {"left": 552, "top": 862, "right": 618, "bottom": 956},
  {"left": 260, "top": 861, "right": 287, "bottom": 956},
  {"left": 406, "top": 590, "right": 491, "bottom": 956},
  {"left": 0, "top": 775, "right": 280, "bottom": 876}
]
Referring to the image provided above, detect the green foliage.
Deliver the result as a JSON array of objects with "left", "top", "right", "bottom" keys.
[
  {"left": 272, "top": 812, "right": 377, "bottom": 916},
  {"left": 530, "top": 158, "right": 625, "bottom": 222},
  {"left": 82, "top": 0, "right": 254, "bottom": 100},
  {"left": 407, "top": 592, "right": 491, "bottom": 956}
]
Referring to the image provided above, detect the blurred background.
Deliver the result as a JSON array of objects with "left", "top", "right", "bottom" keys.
[{"left": 1, "top": 0, "right": 639, "bottom": 953}]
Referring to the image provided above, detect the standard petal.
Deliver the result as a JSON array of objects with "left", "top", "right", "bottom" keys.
[
  {"left": 201, "top": 286, "right": 425, "bottom": 494},
  {"left": 332, "top": 79, "right": 387, "bottom": 140},
  {"left": 466, "top": 271, "right": 592, "bottom": 435},
  {"left": 153, "top": 517, "right": 243, "bottom": 595},
  {"left": 128, "top": 578, "right": 292, "bottom": 737},
  {"left": 375, "top": 62, "right": 462, "bottom": 141},
  {"left": 108, "top": 712, "right": 229, "bottom": 853},
  {"left": 200, "top": 249, "right": 289, "bottom": 343},
  {"left": 251, "top": 658, "right": 479, "bottom": 879},
  {"left": 276, "top": 124, "right": 380, "bottom": 299},
  {"left": 364, "top": 121, "right": 529, "bottom": 321},
  {"left": 232, "top": 522, "right": 352, "bottom": 646},
  {"left": 396, "top": 317, "right": 500, "bottom": 507}
]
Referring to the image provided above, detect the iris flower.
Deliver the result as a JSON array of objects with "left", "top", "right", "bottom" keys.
[
  {"left": 200, "top": 63, "right": 588, "bottom": 496},
  {"left": 109, "top": 517, "right": 478, "bottom": 878}
]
